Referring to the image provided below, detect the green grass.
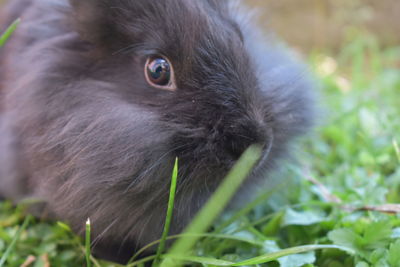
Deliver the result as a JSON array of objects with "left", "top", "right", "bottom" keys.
[
  {"left": 85, "top": 219, "right": 92, "bottom": 267},
  {"left": 1, "top": 25, "right": 400, "bottom": 267},
  {"left": 152, "top": 158, "right": 178, "bottom": 267},
  {"left": 0, "top": 18, "right": 19, "bottom": 47},
  {"left": 0, "top": 215, "right": 30, "bottom": 267}
]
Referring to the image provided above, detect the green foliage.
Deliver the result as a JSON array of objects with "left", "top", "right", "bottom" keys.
[
  {"left": 0, "top": 215, "right": 30, "bottom": 267},
  {"left": 0, "top": 202, "right": 86, "bottom": 266},
  {"left": 1, "top": 23, "right": 400, "bottom": 267}
]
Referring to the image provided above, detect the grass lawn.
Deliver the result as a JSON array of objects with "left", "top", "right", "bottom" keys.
[{"left": 1, "top": 23, "right": 400, "bottom": 267}]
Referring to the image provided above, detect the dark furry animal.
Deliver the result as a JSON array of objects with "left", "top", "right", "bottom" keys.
[{"left": 0, "top": 0, "right": 314, "bottom": 263}]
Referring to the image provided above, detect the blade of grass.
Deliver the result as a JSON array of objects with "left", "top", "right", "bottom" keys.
[
  {"left": 231, "top": 244, "right": 354, "bottom": 266},
  {"left": 0, "top": 215, "right": 31, "bottom": 267},
  {"left": 393, "top": 138, "right": 400, "bottom": 163},
  {"left": 161, "top": 254, "right": 235, "bottom": 266},
  {"left": 160, "top": 145, "right": 262, "bottom": 267},
  {"left": 127, "top": 255, "right": 157, "bottom": 267},
  {"left": 152, "top": 158, "right": 179, "bottom": 267},
  {"left": 86, "top": 218, "right": 91, "bottom": 267},
  {"left": 213, "top": 183, "right": 283, "bottom": 234},
  {"left": 129, "top": 232, "right": 264, "bottom": 263},
  {"left": 160, "top": 245, "right": 353, "bottom": 267},
  {"left": 130, "top": 245, "right": 353, "bottom": 267},
  {"left": 0, "top": 18, "right": 20, "bottom": 47},
  {"left": 57, "top": 221, "right": 102, "bottom": 267}
]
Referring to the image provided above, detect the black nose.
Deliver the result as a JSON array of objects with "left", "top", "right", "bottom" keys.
[{"left": 222, "top": 120, "right": 269, "bottom": 160}]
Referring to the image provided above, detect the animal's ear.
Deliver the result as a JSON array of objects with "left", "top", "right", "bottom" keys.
[{"left": 68, "top": 0, "right": 126, "bottom": 49}]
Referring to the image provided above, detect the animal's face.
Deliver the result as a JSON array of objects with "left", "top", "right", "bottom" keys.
[{"left": 71, "top": 0, "right": 275, "bottom": 175}]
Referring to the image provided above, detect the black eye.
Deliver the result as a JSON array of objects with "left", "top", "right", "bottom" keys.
[{"left": 145, "top": 56, "right": 176, "bottom": 90}]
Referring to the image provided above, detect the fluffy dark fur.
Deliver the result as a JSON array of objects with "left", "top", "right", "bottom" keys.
[{"left": 0, "top": 0, "right": 314, "bottom": 263}]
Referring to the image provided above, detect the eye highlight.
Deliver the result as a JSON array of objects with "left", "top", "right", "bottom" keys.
[{"left": 145, "top": 56, "right": 176, "bottom": 91}]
